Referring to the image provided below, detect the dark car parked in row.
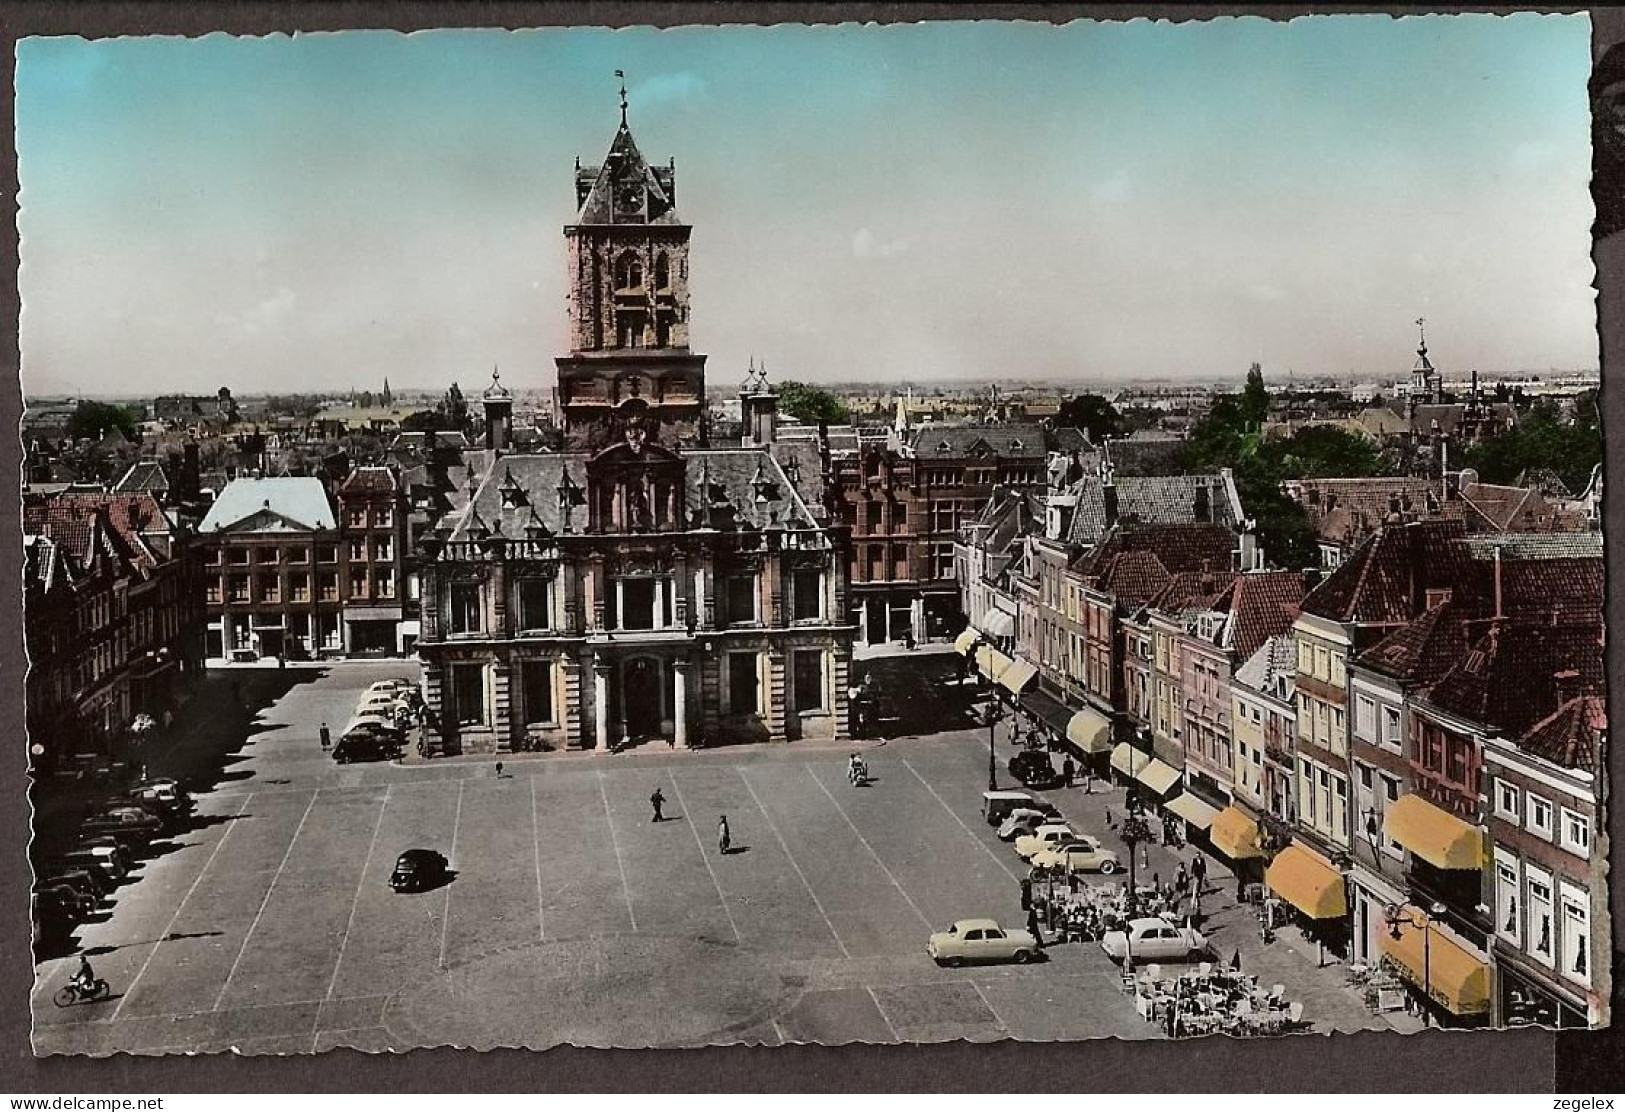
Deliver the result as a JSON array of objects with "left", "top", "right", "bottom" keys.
[
  {"left": 334, "top": 729, "right": 401, "bottom": 764},
  {"left": 80, "top": 806, "right": 165, "bottom": 845},
  {"left": 1008, "top": 749, "right": 1062, "bottom": 790},
  {"left": 389, "top": 849, "right": 450, "bottom": 893}
]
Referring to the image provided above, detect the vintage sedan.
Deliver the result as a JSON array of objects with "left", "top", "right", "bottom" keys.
[
  {"left": 1013, "top": 823, "right": 1080, "bottom": 861},
  {"left": 997, "top": 808, "right": 1060, "bottom": 841},
  {"left": 1100, "top": 916, "right": 1210, "bottom": 964},
  {"left": 1029, "top": 836, "right": 1122, "bottom": 874},
  {"left": 390, "top": 849, "right": 450, "bottom": 893},
  {"left": 927, "top": 918, "right": 1041, "bottom": 966},
  {"left": 80, "top": 806, "right": 164, "bottom": 845}
]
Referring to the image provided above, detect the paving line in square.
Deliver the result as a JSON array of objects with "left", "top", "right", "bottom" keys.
[
  {"left": 109, "top": 792, "right": 257, "bottom": 1022},
  {"left": 901, "top": 758, "right": 1021, "bottom": 883},
  {"left": 313, "top": 785, "right": 391, "bottom": 1049},
  {"left": 667, "top": 771, "right": 741, "bottom": 943},
  {"left": 596, "top": 768, "right": 638, "bottom": 932},
  {"left": 736, "top": 767, "right": 850, "bottom": 959},
  {"left": 212, "top": 789, "right": 321, "bottom": 1012},
  {"left": 807, "top": 766, "right": 932, "bottom": 931},
  {"left": 965, "top": 978, "right": 1010, "bottom": 1035},
  {"left": 531, "top": 777, "right": 545, "bottom": 943},
  {"left": 864, "top": 985, "right": 902, "bottom": 1042},
  {"left": 437, "top": 778, "right": 466, "bottom": 970}
]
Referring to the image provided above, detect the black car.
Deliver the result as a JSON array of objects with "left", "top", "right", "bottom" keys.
[
  {"left": 1008, "top": 748, "right": 1062, "bottom": 790},
  {"left": 34, "top": 882, "right": 96, "bottom": 920},
  {"left": 79, "top": 806, "right": 164, "bottom": 845},
  {"left": 46, "top": 853, "right": 118, "bottom": 892},
  {"left": 334, "top": 729, "right": 400, "bottom": 764},
  {"left": 389, "top": 849, "right": 449, "bottom": 893},
  {"left": 39, "top": 867, "right": 111, "bottom": 902}
]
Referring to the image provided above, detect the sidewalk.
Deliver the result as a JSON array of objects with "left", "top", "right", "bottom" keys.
[{"left": 399, "top": 731, "right": 891, "bottom": 768}]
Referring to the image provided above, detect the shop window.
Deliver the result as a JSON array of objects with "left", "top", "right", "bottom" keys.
[
  {"left": 520, "top": 660, "right": 554, "bottom": 726},
  {"left": 792, "top": 650, "right": 825, "bottom": 713},
  {"left": 1495, "top": 855, "right": 1521, "bottom": 947}
]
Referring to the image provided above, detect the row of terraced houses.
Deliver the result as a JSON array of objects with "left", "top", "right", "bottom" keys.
[{"left": 956, "top": 460, "right": 1606, "bottom": 1029}]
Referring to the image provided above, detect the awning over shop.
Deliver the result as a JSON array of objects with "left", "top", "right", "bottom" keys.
[
  {"left": 1265, "top": 844, "right": 1348, "bottom": 919},
  {"left": 954, "top": 629, "right": 978, "bottom": 655},
  {"left": 1109, "top": 743, "right": 1140, "bottom": 778},
  {"left": 1211, "top": 806, "right": 1265, "bottom": 860},
  {"left": 982, "top": 609, "right": 1017, "bottom": 639},
  {"left": 1020, "top": 689, "right": 1074, "bottom": 736},
  {"left": 1134, "top": 758, "right": 1182, "bottom": 796},
  {"left": 1164, "top": 792, "right": 1220, "bottom": 830},
  {"left": 998, "top": 658, "right": 1039, "bottom": 695},
  {"left": 974, "top": 645, "right": 1015, "bottom": 681},
  {"left": 1066, "top": 708, "right": 1113, "bottom": 754},
  {"left": 1385, "top": 794, "right": 1484, "bottom": 870},
  {"left": 1378, "top": 912, "right": 1491, "bottom": 1015}
]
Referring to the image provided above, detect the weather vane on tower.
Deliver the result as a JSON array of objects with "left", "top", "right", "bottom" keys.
[{"left": 616, "top": 70, "right": 628, "bottom": 125}]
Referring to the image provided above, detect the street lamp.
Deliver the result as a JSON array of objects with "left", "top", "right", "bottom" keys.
[
  {"left": 1118, "top": 798, "right": 1155, "bottom": 972},
  {"left": 967, "top": 633, "right": 1001, "bottom": 791},
  {"left": 1385, "top": 901, "right": 1447, "bottom": 1028}
]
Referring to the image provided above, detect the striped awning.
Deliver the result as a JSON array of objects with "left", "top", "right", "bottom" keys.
[
  {"left": 1164, "top": 792, "right": 1220, "bottom": 830},
  {"left": 1066, "top": 708, "right": 1112, "bottom": 754}
]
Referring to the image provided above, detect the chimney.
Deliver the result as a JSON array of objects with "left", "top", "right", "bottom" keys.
[
  {"left": 1492, "top": 543, "right": 1504, "bottom": 620},
  {"left": 1193, "top": 482, "right": 1211, "bottom": 523},
  {"left": 1102, "top": 475, "right": 1118, "bottom": 532}
]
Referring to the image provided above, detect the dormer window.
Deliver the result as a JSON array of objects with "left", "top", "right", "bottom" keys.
[{"left": 498, "top": 471, "right": 528, "bottom": 510}]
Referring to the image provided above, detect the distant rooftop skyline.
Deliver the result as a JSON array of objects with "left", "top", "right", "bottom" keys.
[{"left": 18, "top": 16, "right": 1596, "bottom": 396}]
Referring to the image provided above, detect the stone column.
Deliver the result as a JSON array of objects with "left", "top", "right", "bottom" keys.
[
  {"left": 673, "top": 658, "right": 690, "bottom": 749},
  {"left": 593, "top": 655, "right": 611, "bottom": 752},
  {"left": 653, "top": 578, "right": 666, "bottom": 630}
]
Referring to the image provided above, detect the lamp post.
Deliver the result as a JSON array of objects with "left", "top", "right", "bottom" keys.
[
  {"left": 1385, "top": 901, "right": 1447, "bottom": 1028},
  {"left": 1118, "top": 797, "right": 1155, "bottom": 973},
  {"left": 967, "top": 634, "right": 1001, "bottom": 791}
]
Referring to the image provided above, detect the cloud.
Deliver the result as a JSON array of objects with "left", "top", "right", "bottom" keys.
[
  {"left": 631, "top": 72, "right": 705, "bottom": 106},
  {"left": 852, "top": 227, "right": 907, "bottom": 259}
]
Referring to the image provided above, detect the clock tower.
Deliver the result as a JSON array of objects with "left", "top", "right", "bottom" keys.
[{"left": 556, "top": 94, "right": 707, "bottom": 450}]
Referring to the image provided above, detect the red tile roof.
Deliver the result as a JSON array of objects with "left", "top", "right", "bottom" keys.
[
  {"left": 1069, "top": 523, "right": 1236, "bottom": 607},
  {"left": 1223, "top": 570, "right": 1309, "bottom": 662},
  {"left": 1518, "top": 694, "right": 1605, "bottom": 772},
  {"left": 1425, "top": 620, "right": 1605, "bottom": 740},
  {"left": 1302, "top": 519, "right": 1472, "bottom": 626},
  {"left": 22, "top": 491, "right": 172, "bottom": 577}
]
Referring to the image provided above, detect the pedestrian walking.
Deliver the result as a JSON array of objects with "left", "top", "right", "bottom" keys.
[
  {"left": 1175, "top": 864, "right": 1189, "bottom": 894},
  {"left": 1026, "top": 905, "right": 1045, "bottom": 949},
  {"left": 319, "top": 722, "right": 331, "bottom": 751},
  {"left": 718, "top": 815, "right": 731, "bottom": 855},
  {"left": 1192, "top": 853, "right": 1208, "bottom": 894},
  {"left": 495, "top": 761, "right": 505, "bottom": 778},
  {"left": 650, "top": 787, "right": 665, "bottom": 823},
  {"left": 1061, "top": 755, "right": 1075, "bottom": 788},
  {"left": 1020, "top": 876, "right": 1033, "bottom": 911},
  {"left": 1104, "top": 808, "right": 1116, "bottom": 831},
  {"left": 1083, "top": 767, "right": 1094, "bottom": 794}
]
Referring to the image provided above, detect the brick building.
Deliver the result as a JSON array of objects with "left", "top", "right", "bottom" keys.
[{"left": 335, "top": 465, "right": 412, "bottom": 653}]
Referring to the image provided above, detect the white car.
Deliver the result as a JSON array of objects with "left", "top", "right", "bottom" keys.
[
  {"left": 1100, "top": 916, "right": 1210, "bottom": 964},
  {"left": 997, "top": 808, "right": 1058, "bottom": 841},
  {"left": 1029, "top": 836, "right": 1122, "bottom": 874},
  {"left": 366, "top": 679, "right": 416, "bottom": 697},
  {"left": 927, "top": 918, "right": 1041, "bottom": 966},
  {"left": 1014, "top": 823, "right": 1080, "bottom": 861}
]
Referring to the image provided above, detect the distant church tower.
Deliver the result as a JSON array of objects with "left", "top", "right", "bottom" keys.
[
  {"left": 1408, "top": 316, "right": 1438, "bottom": 416},
  {"left": 555, "top": 78, "right": 707, "bottom": 450}
]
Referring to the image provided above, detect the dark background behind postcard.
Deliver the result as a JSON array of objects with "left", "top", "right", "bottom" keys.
[{"left": 0, "top": 1, "right": 1608, "bottom": 1093}]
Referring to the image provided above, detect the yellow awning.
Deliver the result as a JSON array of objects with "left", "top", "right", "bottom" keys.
[
  {"left": 953, "top": 629, "right": 978, "bottom": 655},
  {"left": 1378, "top": 912, "right": 1491, "bottom": 1015},
  {"left": 974, "top": 644, "right": 1014, "bottom": 680},
  {"left": 998, "top": 658, "right": 1039, "bottom": 695},
  {"left": 1066, "top": 708, "right": 1112, "bottom": 754},
  {"left": 1134, "top": 758, "right": 1182, "bottom": 796},
  {"left": 1385, "top": 794, "right": 1484, "bottom": 870},
  {"left": 1164, "top": 793, "right": 1220, "bottom": 830},
  {"left": 1265, "top": 844, "right": 1348, "bottom": 919},
  {"left": 1109, "top": 743, "right": 1139, "bottom": 777},
  {"left": 1211, "top": 806, "right": 1265, "bottom": 860}
]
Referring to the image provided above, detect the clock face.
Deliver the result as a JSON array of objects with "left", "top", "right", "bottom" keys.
[{"left": 616, "top": 181, "right": 643, "bottom": 211}]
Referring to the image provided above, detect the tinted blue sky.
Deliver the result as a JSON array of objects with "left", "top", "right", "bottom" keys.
[{"left": 17, "top": 15, "right": 1595, "bottom": 395}]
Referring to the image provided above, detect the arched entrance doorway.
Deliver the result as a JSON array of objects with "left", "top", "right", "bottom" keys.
[{"left": 620, "top": 656, "right": 670, "bottom": 741}]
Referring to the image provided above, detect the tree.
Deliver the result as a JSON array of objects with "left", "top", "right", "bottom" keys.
[
  {"left": 66, "top": 400, "right": 139, "bottom": 442},
  {"left": 1055, "top": 393, "right": 1123, "bottom": 444},
  {"left": 1263, "top": 426, "right": 1384, "bottom": 481},
  {"left": 400, "top": 408, "right": 447, "bottom": 433},
  {"left": 438, "top": 383, "right": 469, "bottom": 432},
  {"left": 1239, "top": 363, "right": 1269, "bottom": 430},
  {"left": 1460, "top": 393, "right": 1601, "bottom": 494},
  {"left": 776, "top": 381, "right": 848, "bottom": 425}
]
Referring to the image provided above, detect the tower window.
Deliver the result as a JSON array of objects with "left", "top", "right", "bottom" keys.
[
  {"left": 654, "top": 252, "right": 670, "bottom": 290},
  {"left": 615, "top": 253, "right": 643, "bottom": 291}
]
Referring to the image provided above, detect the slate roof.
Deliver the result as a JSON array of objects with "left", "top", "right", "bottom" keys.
[
  {"left": 1411, "top": 401, "right": 1517, "bottom": 438},
  {"left": 910, "top": 424, "right": 1050, "bottom": 461},
  {"left": 338, "top": 465, "right": 401, "bottom": 495},
  {"left": 1425, "top": 620, "right": 1605, "bottom": 740},
  {"left": 1516, "top": 467, "right": 1573, "bottom": 499},
  {"left": 1460, "top": 533, "right": 1604, "bottom": 561},
  {"left": 199, "top": 477, "right": 337, "bottom": 533},
  {"left": 574, "top": 121, "right": 681, "bottom": 226},
  {"left": 1065, "top": 473, "right": 1239, "bottom": 546},
  {"left": 1234, "top": 633, "right": 1298, "bottom": 700},
  {"left": 112, "top": 460, "right": 171, "bottom": 495},
  {"left": 769, "top": 441, "right": 829, "bottom": 518},
  {"left": 447, "top": 447, "right": 817, "bottom": 541},
  {"left": 1517, "top": 694, "right": 1605, "bottom": 772}
]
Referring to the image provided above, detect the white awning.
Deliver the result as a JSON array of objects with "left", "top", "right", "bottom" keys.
[
  {"left": 1164, "top": 793, "right": 1220, "bottom": 830},
  {"left": 1134, "top": 758, "right": 1183, "bottom": 796},
  {"left": 981, "top": 609, "right": 1016, "bottom": 639}
]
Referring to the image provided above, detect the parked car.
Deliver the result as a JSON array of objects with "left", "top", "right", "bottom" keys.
[
  {"left": 334, "top": 730, "right": 399, "bottom": 764},
  {"left": 34, "top": 881, "right": 96, "bottom": 920},
  {"left": 79, "top": 836, "right": 134, "bottom": 873},
  {"left": 32, "top": 887, "right": 84, "bottom": 932},
  {"left": 1029, "top": 836, "right": 1122, "bottom": 874},
  {"left": 1014, "top": 822, "right": 1080, "bottom": 861},
  {"left": 927, "top": 918, "right": 1041, "bottom": 966},
  {"left": 128, "top": 778, "right": 190, "bottom": 815},
  {"left": 1008, "top": 748, "right": 1062, "bottom": 790},
  {"left": 997, "top": 807, "right": 1062, "bottom": 841},
  {"left": 389, "top": 849, "right": 449, "bottom": 893},
  {"left": 80, "top": 806, "right": 164, "bottom": 845},
  {"left": 366, "top": 679, "right": 416, "bottom": 697},
  {"left": 346, "top": 711, "right": 404, "bottom": 736},
  {"left": 46, "top": 852, "right": 119, "bottom": 891},
  {"left": 981, "top": 790, "right": 1056, "bottom": 827},
  {"left": 355, "top": 692, "right": 403, "bottom": 713},
  {"left": 38, "top": 866, "right": 111, "bottom": 902},
  {"left": 1100, "top": 916, "right": 1210, "bottom": 964}
]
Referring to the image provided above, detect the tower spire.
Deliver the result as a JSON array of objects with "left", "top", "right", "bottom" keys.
[
  {"left": 1416, "top": 315, "right": 1428, "bottom": 356},
  {"left": 616, "top": 70, "right": 628, "bottom": 126}
]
